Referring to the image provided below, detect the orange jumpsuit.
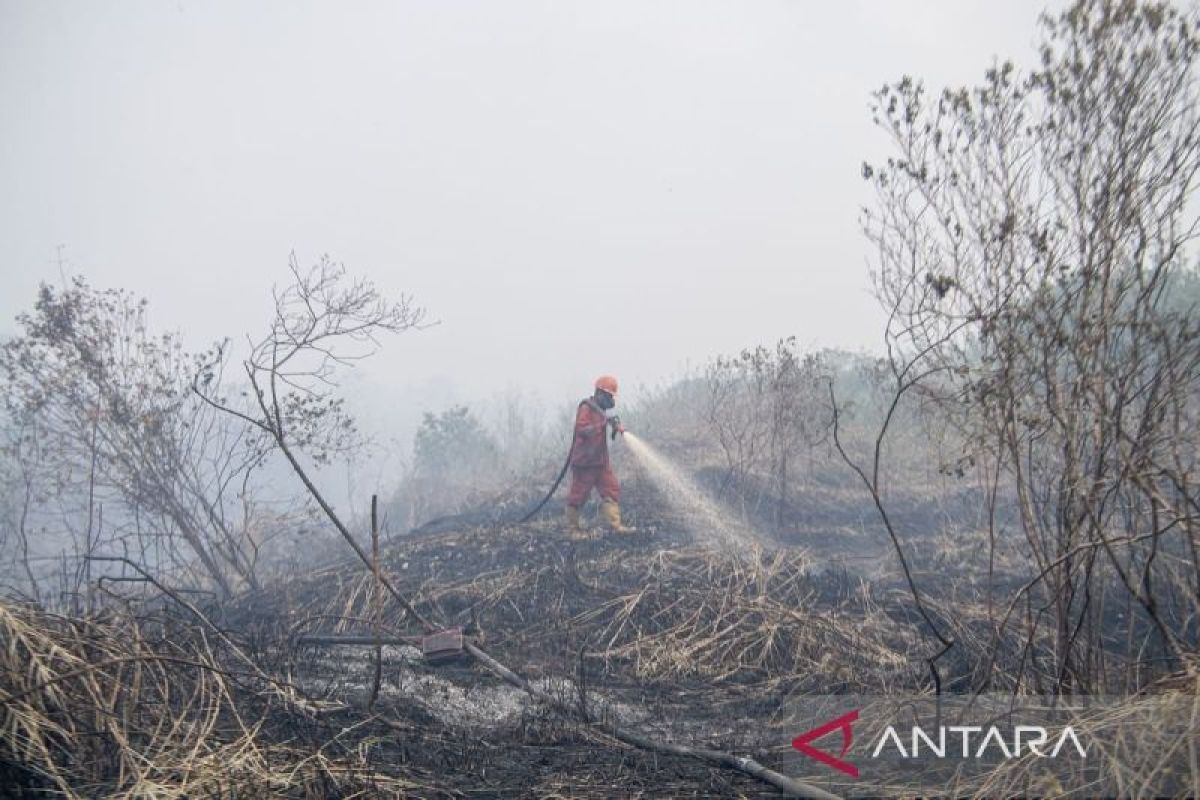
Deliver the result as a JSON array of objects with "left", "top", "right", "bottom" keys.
[{"left": 566, "top": 398, "right": 619, "bottom": 507}]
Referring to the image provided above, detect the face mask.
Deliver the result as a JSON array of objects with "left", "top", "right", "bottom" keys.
[{"left": 596, "top": 390, "right": 615, "bottom": 410}]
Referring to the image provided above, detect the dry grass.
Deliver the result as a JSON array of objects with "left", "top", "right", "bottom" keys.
[
  {"left": 0, "top": 601, "right": 445, "bottom": 798},
  {"left": 5, "top": 516, "right": 1198, "bottom": 797},
  {"left": 571, "top": 547, "right": 911, "bottom": 688}
]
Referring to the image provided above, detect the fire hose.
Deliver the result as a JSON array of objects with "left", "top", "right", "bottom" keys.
[
  {"left": 519, "top": 401, "right": 622, "bottom": 524},
  {"left": 295, "top": 411, "right": 835, "bottom": 797}
]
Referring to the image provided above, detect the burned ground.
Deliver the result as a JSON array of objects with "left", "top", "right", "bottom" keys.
[
  {"left": 0, "top": 475, "right": 929, "bottom": 798},
  {"left": 2, "top": 477, "right": 1195, "bottom": 798}
]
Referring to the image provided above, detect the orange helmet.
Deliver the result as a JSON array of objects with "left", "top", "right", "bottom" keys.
[{"left": 594, "top": 374, "right": 619, "bottom": 395}]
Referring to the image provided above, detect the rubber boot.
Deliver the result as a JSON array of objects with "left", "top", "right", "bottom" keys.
[
  {"left": 600, "top": 499, "right": 634, "bottom": 535},
  {"left": 565, "top": 505, "right": 589, "bottom": 541}
]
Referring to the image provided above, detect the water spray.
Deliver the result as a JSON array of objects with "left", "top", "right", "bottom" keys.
[
  {"left": 519, "top": 407, "right": 763, "bottom": 551},
  {"left": 621, "top": 432, "right": 762, "bottom": 550}
]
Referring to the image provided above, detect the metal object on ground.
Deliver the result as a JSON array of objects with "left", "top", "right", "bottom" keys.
[
  {"left": 297, "top": 627, "right": 467, "bottom": 662},
  {"left": 421, "top": 627, "right": 465, "bottom": 662}
]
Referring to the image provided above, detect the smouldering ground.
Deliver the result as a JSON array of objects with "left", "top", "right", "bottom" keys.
[{"left": 7, "top": 477, "right": 1170, "bottom": 797}]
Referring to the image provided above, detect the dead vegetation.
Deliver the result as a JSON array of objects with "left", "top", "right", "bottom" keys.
[
  {"left": 0, "top": 600, "right": 436, "bottom": 797},
  {"left": 5, "top": 513, "right": 1198, "bottom": 797},
  {"left": 3, "top": 1, "right": 1200, "bottom": 796},
  {"left": 3, "top": 516, "right": 903, "bottom": 798}
]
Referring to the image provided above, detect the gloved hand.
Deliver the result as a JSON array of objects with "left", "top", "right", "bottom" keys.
[{"left": 609, "top": 416, "right": 625, "bottom": 440}]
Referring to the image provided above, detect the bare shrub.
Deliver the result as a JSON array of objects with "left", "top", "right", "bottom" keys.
[
  {"left": 860, "top": 0, "right": 1200, "bottom": 692},
  {"left": 0, "top": 280, "right": 272, "bottom": 599}
]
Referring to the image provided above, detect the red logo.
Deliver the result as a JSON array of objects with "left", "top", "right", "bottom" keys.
[{"left": 792, "top": 710, "right": 859, "bottom": 778}]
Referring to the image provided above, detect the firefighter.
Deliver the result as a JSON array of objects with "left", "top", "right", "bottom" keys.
[{"left": 565, "top": 375, "right": 632, "bottom": 538}]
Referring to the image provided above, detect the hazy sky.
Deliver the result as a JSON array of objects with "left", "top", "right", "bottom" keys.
[{"left": 1, "top": 0, "right": 1051, "bottom": 431}]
